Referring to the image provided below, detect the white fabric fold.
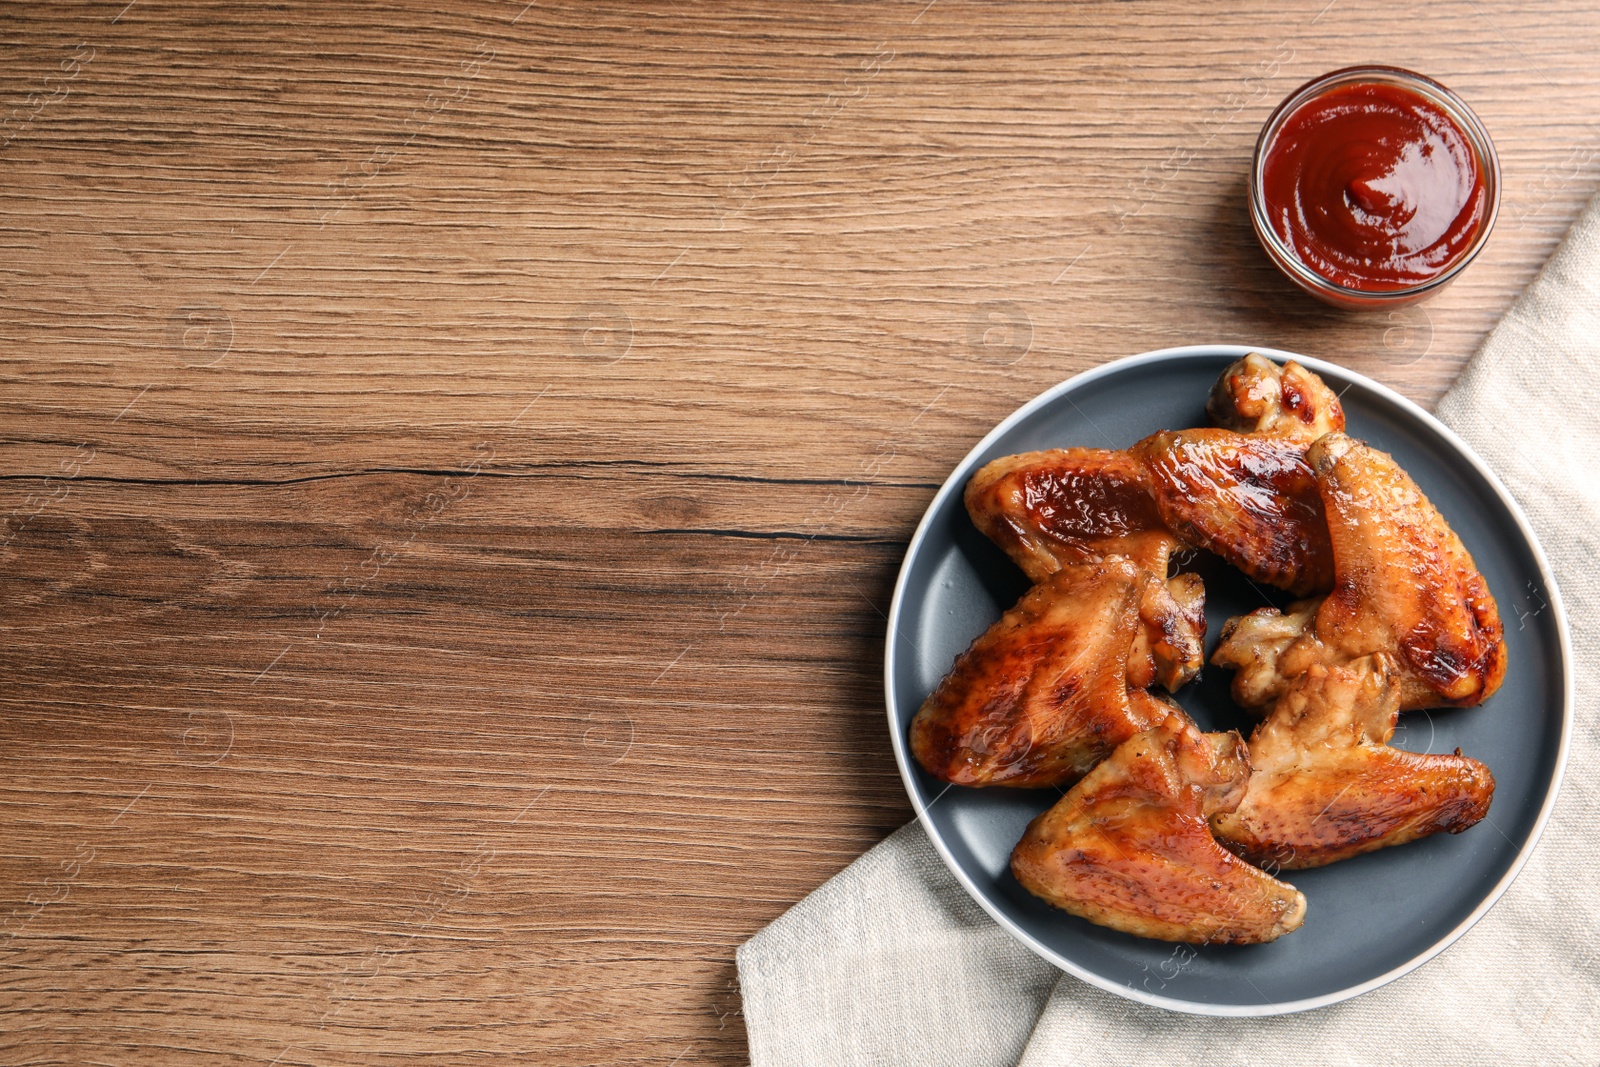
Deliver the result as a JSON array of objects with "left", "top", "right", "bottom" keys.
[
  {"left": 737, "top": 822, "right": 1057, "bottom": 1067},
  {"left": 739, "top": 192, "right": 1600, "bottom": 1066}
]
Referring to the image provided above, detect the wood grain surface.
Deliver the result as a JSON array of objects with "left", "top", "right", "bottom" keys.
[{"left": 2, "top": 1, "right": 1597, "bottom": 1063}]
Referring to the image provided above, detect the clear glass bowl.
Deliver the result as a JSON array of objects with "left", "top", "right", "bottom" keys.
[{"left": 1249, "top": 65, "right": 1501, "bottom": 310}]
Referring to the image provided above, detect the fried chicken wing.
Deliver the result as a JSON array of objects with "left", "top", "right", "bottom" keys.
[
  {"left": 910, "top": 559, "right": 1202, "bottom": 788},
  {"left": 1207, "top": 353, "right": 1346, "bottom": 445},
  {"left": 1211, "top": 655, "right": 1495, "bottom": 869},
  {"left": 1128, "top": 355, "right": 1342, "bottom": 595},
  {"left": 966, "top": 356, "right": 1344, "bottom": 598},
  {"left": 1011, "top": 714, "right": 1307, "bottom": 944},
  {"left": 1310, "top": 434, "right": 1506, "bottom": 706},
  {"left": 1133, "top": 429, "right": 1335, "bottom": 596},
  {"left": 964, "top": 448, "right": 1178, "bottom": 582},
  {"left": 1213, "top": 434, "right": 1506, "bottom": 711},
  {"left": 942, "top": 355, "right": 1505, "bottom": 942}
]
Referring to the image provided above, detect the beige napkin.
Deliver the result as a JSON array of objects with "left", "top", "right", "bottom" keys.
[{"left": 738, "top": 193, "right": 1600, "bottom": 1066}]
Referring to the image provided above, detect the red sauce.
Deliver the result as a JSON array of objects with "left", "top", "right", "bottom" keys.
[{"left": 1260, "top": 81, "right": 1488, "bottom": 292}]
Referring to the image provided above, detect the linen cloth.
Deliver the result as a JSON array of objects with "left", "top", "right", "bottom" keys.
[{"left": 737, "top": 191, "right": 1600, "bottom": 1066}]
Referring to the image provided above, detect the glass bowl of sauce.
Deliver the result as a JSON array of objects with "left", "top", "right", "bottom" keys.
[{"left": 1250, "top": 65, "right": 1500, "bottom": 309}]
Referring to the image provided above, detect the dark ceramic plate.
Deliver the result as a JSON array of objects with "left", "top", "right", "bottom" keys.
[{"left": 884, "top": 345, "right": 1571, "bottom": 1015}]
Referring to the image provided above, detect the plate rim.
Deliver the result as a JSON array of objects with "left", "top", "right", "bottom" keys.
[{"left": 882, "top": 343, "right": 1575, "bottom": 1017}]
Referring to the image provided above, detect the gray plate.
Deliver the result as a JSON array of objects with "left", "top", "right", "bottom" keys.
[{"left": 884, "top": 345, "right": 1572, "bottom": 1016}]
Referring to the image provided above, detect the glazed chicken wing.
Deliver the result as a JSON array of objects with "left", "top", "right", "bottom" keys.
[
  {"left": 1133, "top": 429, "right": 1334, "bottom": 596},
  {"left": 1213, "top": 433, "right": 1506, "bottom": 711},
  {"left": 1125, "top": 355, "right": 1344, "bottom": 595},
  {"left": 1211, "top": 654, "right": 1495, "bottom": 869},
  {"left": 966, "top": 356, "right": 1344, "bottom": 597},
  {"left": 910, "top": 558, "right": 1203, "bottom": 788},
  {"left": 950, "top": 354, "right": 1502, "bottom": 942},
  {"left": 964, "top": 448, "right": 1178, "bottom": 582},
  {"left": 1011, "top": 714, "right": 1307, "bottom": 944},
  {"left": 1207, "top": 352, "right": 1346, "bottom": 445}
]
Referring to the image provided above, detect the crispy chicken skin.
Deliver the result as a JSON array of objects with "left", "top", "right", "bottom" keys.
[
  {"left": 1311, "top": 434, "right": 1506, "bottom": 706},
  {"left": 1214, "top": 434, "right": 1506, "bottom": 711},
  {"left": 966, "top": 438, "right": 1329, "bottom": 596},
  {"left": 1011, "top": 714, "right": 1307, "bottom": 944},
  {"left": 965, "top": 356, "right": 1345, "bottom": 598},
  {"left": 1211, "top": 655, "right": 1495, "bottom": 869},
  {"left": 1133, "top": 429, "right": 1335, "bottom": 596},
  {"left": 1129, "top": 354, "right": 1342, "bottom": 595},
  {"left": 1207, "top": 353, "right": 1346, "bottom": 445},
  {"left": 964, "top": 448, "right": 1178, "bottom": 582},
  {"left": 910, "top": 559, "right": 1203, "bottom": 788}
]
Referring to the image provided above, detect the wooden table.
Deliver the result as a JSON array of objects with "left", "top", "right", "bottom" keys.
[{"left": 2, "top": 1, "right": 1595, "bottom": 1062}]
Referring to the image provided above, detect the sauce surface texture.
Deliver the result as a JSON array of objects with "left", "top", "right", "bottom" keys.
[{"left": 1261, "top": 81, "right": 1487, "bottom": 291}]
